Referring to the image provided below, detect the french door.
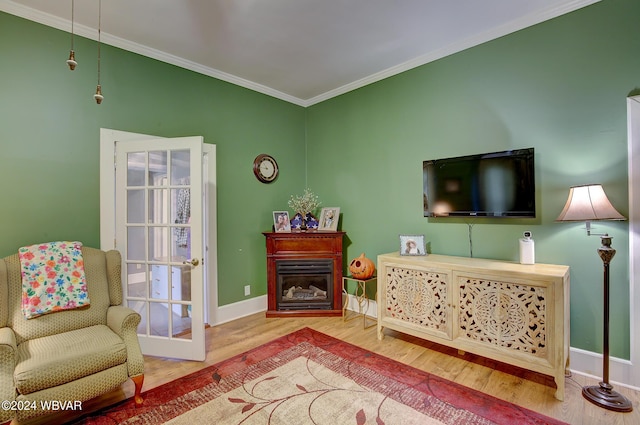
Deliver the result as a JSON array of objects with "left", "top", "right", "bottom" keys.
[{"left": 114, "top": 136, "right": 206, "bottom": 361}]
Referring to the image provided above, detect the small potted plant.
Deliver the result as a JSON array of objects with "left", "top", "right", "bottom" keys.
[{"left": 288, "top": 188, "right": 321, "bottom": 231}]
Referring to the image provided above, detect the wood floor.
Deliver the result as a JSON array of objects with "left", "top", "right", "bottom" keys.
[{"left": 19, "top": 312, "right": 640, "bottom": 424}]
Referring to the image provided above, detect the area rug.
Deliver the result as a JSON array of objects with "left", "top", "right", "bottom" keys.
[{"left": 74, "top": 327, "right": 567, "bottom": 425}]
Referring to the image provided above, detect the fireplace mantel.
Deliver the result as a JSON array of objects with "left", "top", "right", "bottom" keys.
[{"left": 263, "top": 231, "right": 345, "bottom": 317}]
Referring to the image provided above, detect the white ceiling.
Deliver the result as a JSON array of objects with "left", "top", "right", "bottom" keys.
[{"left": 1, "top": 0, "right": 598, "bottom": 106}]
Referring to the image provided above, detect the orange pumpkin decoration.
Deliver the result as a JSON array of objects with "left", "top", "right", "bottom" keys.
[{"left": 349, "top": 253, "right": 376, "bottom": 280}]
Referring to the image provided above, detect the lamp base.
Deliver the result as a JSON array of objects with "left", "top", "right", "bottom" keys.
[{"left": 582, "top": 383, "right": 633, "bottom": 412}]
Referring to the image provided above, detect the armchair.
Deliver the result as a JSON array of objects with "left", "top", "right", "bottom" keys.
[{"left": 0, "top": 246, "right": 144, "bottom": 423}]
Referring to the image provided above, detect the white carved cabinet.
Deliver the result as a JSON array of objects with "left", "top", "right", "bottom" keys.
[{"left": 377, "top": 252, "right": 570, "bottom": 400}]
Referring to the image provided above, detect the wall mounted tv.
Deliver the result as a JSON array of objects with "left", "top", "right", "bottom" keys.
[{"left": 423, "top": 148, "right": 535, "bottom": 218}]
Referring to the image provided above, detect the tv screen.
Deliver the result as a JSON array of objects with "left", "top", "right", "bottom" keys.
[{"left": 423, "top": 148, "right": 535, "bottom": 218}]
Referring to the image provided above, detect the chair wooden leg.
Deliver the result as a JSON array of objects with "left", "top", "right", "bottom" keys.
[{"left": 132, "top": 374, "right": 144, "bottom": 406}]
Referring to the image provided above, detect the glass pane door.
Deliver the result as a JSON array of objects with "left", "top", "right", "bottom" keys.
[{"left": 116, "top": 137, "right": 204, "bottom": 360}]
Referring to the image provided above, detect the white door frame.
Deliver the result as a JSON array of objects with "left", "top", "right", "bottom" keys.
[
  {"left": 99, "top": 128, "right": 218, "bottom": 327},
  {"left": 626, "top": 95, "right": 640, "bottom": 388}
]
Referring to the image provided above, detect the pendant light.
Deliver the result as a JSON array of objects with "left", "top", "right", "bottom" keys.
[
  {"left": 66, "top": 0, "right": 77, "bottom": 70},
  {"left": 93, "top": 0, "right": 104, "bottom": 104}
]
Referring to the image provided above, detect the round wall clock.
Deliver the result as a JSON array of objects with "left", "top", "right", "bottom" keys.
[{"left": 253, "top": 154, "right": 279, "bottom": 183}]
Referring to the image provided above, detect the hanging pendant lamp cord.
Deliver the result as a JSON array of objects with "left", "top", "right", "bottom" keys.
[
  {"left": 97, "top": 0, "right": 101, "bottom": 85},
  {"left": 70, "top": 0, "right": 74, "bottom": 50}
]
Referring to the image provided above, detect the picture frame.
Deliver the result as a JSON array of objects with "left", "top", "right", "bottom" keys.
[
  {"left": 399, "top": 234, "right": 426, "bottom": 256},
  {"left": 318, "top": 207, "right": 340, "bottom": 231},
  {"left": 273, "top": 211, "right": 291, "bottom": 232}
]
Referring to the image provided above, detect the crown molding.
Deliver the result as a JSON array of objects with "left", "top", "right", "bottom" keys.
[
  {"left": 1, "top": 0, "right": 600, "bottom": 108},
  {"left": 304, "top": 0, "right": 600, "bottom": 106},
  {"left": 0, "top": 0, "right": 307, "bottom": 106}
]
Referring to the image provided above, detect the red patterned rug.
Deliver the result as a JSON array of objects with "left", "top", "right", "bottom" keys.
[{"left": 74, "top": 327, "right": 567, "bottom": 424}]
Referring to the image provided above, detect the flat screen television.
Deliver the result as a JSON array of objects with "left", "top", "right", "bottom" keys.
[{"left": 423, "top": 148, "right": 535, "bottom": 218}]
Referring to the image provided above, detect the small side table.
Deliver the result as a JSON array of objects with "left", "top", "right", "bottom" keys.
[{"left": 342, "top": 276, "right": 377, "bottom": 329}]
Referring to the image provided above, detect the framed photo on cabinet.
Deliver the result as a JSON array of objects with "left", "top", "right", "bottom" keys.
[{"left": 399, "top": 234, "right": 426, "bottom": 256}]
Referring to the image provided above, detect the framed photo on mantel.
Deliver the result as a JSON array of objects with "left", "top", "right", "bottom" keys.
[
  {"left": 318, "top": 207, "right": 340, "bottom": 231},
  {"left": 273, "top": 211, "right": 291, "bottom": 232},
  {"left": 399, "top": 234, "right": 426, "bottom": 256}
]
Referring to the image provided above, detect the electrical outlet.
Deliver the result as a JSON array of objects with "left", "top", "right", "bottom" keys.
[{"left": 244, "top": 285, "right": 251, "bottom": 296}]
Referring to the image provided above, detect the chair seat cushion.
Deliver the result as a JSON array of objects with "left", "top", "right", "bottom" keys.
[{"left": 14, "top": 324, "right": 127, "bottom": 395}]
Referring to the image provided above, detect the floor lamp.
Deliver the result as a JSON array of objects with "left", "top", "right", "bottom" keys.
[{"left": 556, "top": 184, "right": 632, "bottom": 412}]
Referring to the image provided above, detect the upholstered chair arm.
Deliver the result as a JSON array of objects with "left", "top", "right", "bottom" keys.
[
  {"left": 107, "top": 306, "right": 144, "bottom": 378},
  {"left": 0, "top": 327, "right": 17, "bottom": 423}
]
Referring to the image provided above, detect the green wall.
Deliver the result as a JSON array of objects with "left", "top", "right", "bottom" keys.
[
  {"left": 306, "top": 0, "right": 639, "bottom": 358},
  {"left": 0, "top": 11, "right": 306, "bottom": 306},
  {"left": 1, "top": 0, "right": 638, "bottom": 359}
]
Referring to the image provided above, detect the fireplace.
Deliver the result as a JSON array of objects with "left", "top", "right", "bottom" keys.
[
  {"left": 276, "top": 259, "right": 333, "bottom": 311},
  {"left": 264, "top": 231, "right": 345, "bottom": 317}
]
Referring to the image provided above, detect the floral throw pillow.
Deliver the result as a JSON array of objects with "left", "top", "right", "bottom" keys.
[{"left": 19, "top": 241, "right": 90, "bottom": 319}]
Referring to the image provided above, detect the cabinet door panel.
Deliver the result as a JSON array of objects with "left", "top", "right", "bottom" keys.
[
  {"left": 456, "top": 272, "right": 549, "bottom": 360},
  {"left": 383, "top": 265, "right": 452, "bottom": 339}
]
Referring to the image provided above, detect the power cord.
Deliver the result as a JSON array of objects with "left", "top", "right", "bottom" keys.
[{"left": 467, "top": 222, "right": 474, "bottom": 258}]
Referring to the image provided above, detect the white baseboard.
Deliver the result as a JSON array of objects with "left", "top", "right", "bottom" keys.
[
  {"left": 343, "top": 293, "right": 378, "bottom": 318},
  {"left": 569, "top": 346, "right": 639, "bottom": 391},
  {"left": 212, "top": 295, "right": 267, "bottom": 326}
]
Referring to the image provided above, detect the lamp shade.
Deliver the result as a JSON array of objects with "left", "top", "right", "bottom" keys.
[{"left": 556, "top": 184, "right": 626, "bottom": 222}]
